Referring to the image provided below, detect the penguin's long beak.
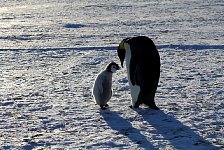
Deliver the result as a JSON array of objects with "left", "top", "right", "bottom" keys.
[
  {"left": 117, "top": 41, "right": 126, "bottom": 68},
  {"left": 120, "top": 59, "right": 124, "bottom": 68},
  {"left": 117, "top": 48, "right": 125, "bottom": 68}
]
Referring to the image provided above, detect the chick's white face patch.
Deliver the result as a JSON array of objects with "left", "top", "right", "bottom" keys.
[{"left": 111, "top": 65, "right": 118, "bottom": 73}]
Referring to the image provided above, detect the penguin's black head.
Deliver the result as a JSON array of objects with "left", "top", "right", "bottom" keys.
[{"left": 106, "top": 62, "right": 120, "bottom": 73}]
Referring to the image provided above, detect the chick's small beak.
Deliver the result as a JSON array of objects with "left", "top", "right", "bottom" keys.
[{"left": 118, "top": 65, "right": 121, "bottom": 70}]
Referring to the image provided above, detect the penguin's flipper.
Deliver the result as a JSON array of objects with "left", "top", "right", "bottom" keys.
[
  {"left": 97, "top": 76, "right": 104, "bottom": 96},
  {"left": 127, "top": 38, "right": 140, "bottom": 86}
]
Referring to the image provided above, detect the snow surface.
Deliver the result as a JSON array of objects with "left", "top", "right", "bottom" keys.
[{"left": 0, "top": 0, "right": 223, "bottom": 149}]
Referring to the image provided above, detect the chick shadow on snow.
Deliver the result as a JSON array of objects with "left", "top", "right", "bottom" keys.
[
  {"left": 100, "top": 109, "right": 155, "bottom": 149},
  {"left": 101, "top": 108, "right": 218, "bottom": 150}
]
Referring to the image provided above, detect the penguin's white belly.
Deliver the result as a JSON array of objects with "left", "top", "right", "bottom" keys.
[
  {"left": 128, "top": 82, "right": 140, "bottom": 106},
  {"left": 124, "top": 43, "right": 140, "bottom": 106}
]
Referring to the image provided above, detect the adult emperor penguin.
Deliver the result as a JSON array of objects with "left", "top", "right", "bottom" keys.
[
  {"left": 117, "top": 36, "right": 160, "bottom": 110},
  {"left": 92, "top": 62, "right": 120, "bottom": 110}
]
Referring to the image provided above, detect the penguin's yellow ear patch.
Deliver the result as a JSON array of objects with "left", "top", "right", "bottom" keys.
[{"left": 119, "top": 40, "right": 125, "bottom": 50}]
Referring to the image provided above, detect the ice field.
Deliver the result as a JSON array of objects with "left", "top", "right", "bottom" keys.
[{"left": 0, "top": 0, "right": 223, "bottom": 149}]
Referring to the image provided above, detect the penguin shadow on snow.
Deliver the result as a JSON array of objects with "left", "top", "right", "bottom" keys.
[
  {"left": 100, "top": 109, "right": 155, "bottom": 149},
  {"left": 134, "top": 109, "right": 218, "bottom": 150}
]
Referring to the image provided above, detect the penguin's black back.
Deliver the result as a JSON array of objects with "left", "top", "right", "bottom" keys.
[
  {"left": 127, "top": 36, "right": 160, "bottom": 88},
  {"left": 127, "top": 36, "right": 160, "bottom": 64}
]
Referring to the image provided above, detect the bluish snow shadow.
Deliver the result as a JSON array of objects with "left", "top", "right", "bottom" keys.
[
  {"left": 22, "top": 142, "right": 52, "bottom": 150},
  {"left": 0, "top": 44, "right": 223, "bottom": 52},
  {"left": 63, "top": 23, "right": 86, "bottom": 29},
  {"left": 0, "top": 46, "right": 115, "bottom": 52},
  {"left": 100, "top": 110, "right": 156, "bottom": 149},
  {"left": 135, "top": 109, "right": 219, "bottom": 150},
  {"left": 157, "top": 44, "right": 224, "bottom": 50}
]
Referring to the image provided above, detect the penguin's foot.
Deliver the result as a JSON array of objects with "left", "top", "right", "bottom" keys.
[
  {"left": 149, "top": 105, "right": 160, "bottom": 110},
  {"left": 129, "top": 105, "right": 139, "bottom": 109},
  {"left": 100, "top": 105, "right": 107, "bottom": 110},
  {"left": 100, "top": 106, "right": 107, "bottom": 110}
]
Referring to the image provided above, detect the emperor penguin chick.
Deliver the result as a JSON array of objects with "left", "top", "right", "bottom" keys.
[{"left": 92, "top": 62, "right": 120, "bottom": 110}]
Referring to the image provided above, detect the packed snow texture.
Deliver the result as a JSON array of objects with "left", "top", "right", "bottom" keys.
[{"left": 0, "top": 0, "right": 223, "bottom": 149}]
